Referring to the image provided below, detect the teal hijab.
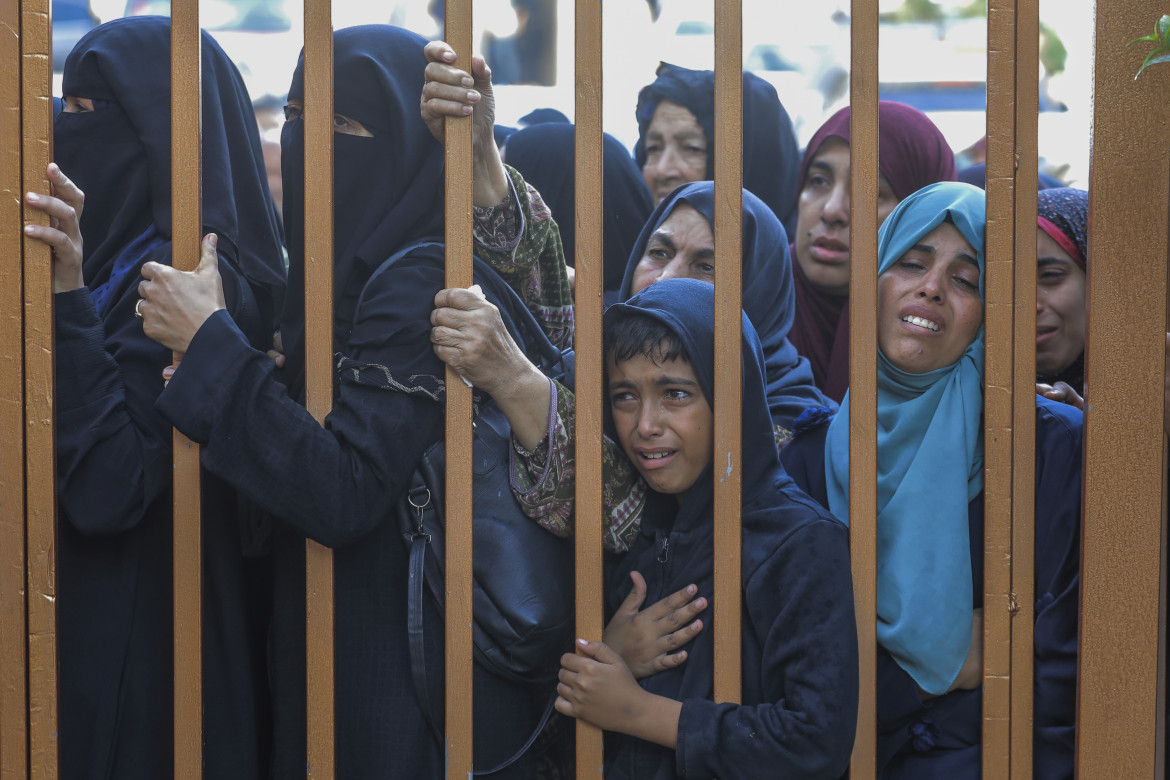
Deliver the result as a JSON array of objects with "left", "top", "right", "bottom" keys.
[{"left": 825, "top": 182, "right": 987, "bottom": 695}]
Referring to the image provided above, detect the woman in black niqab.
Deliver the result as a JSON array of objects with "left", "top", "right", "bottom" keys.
[
  {"left": 33, "top": 15, "right": 285, "bottom": 780},
  {"left": 278, "top": 24, "right": 447, "bottom": 397},
  {"left": 144, "top": 25, "right": 569, "bottom": 778}
]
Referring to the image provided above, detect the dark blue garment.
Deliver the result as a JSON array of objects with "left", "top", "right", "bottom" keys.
[
  {"left": 618, "top": 182, "right": 835, "bottom": 434},
  {"left": 52, "top": 17, "right": 285, "bottom": 780},
  {"left": 633, "top": 62, "right": 803, "bottom": 234},
  {"left": 504, "top": 123, "right": 653, "bottom": 294},
  {"left": 601, "top": 279, "right": 858, "bottom": 779},
  {"left": 55, "top": 246, "right": 272, "bottom": 780},
  {"left": 780, "top": 396, "right": 1082, "bottom": 780},
  {"left": 518, "top": 106, "right": 570, "bottom": 125}
]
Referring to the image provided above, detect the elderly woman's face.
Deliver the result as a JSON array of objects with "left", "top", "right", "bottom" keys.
[
  {"left": 629, "top": 203, "right": 715, "bottom": 296},
  {"left": 878, "top": 221, "right": 983, "bottom": 374},
  {"left": 794, "top": 137, "right": 898, "bottom": 296},
  {"left": 641, "top": 100, "right": 708, "bottom": 205}
]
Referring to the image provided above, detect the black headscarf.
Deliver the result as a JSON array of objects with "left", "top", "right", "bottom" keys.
[
  {"left": 618, "top": 182, "right": 833, "bottom": 433},
  {"left": 280, "top": 25, "right": 446, "bottom": 389},
  {"left": 503, "top": 123, "right": 653, "bottom": 294},
  {"left": 57, "top": 16, "right": 286, "bottom": 326},
  {"left": 632, "top": 62, "right": 802, "bottom": 234}
]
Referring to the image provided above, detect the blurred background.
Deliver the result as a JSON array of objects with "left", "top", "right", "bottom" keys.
[{"left": 53, "top": 0, "right": 1094, "bottom": 186}]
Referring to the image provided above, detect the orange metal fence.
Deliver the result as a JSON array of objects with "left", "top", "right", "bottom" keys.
[{"left": 1, "top": 0, "right": 1167, "bottom": 777}]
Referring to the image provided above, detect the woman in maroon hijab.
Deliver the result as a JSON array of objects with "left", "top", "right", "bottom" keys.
[{"left": 788, "top": 101, "right": 956, "bottom": 401}]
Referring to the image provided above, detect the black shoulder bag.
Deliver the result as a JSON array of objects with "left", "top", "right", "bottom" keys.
[{"left": 360, "top": 243, "right": 574, "bottom": 774}]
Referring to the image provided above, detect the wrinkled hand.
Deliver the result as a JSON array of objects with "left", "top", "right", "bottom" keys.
[
  {"left": 556, "top": 640, "right": 645, "bottom": 730},
  {"left": 604, "top": 571, "right": 705, "bottom": 679},
  {"left": 1036, "top": 381, "right": 1084, "bottom": 411},
  {"left": 431, "top": 286, "right": 528, "bottom": 396},
  {"left": 24, "top": 163, "right": 85, "bottom": 293},
  {"left": 138, "top": 233, "right": 227, "bottom": 353},
  {"left": 420, "top": 40, "right": 495, "bottom": 150}
]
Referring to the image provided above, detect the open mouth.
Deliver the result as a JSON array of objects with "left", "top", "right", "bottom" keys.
[
  {"left": 641, "top": 450, "right": 675, "bottom": 461},
  {"left": 902, "top": 315, "right": 940, "bottom": 332}
]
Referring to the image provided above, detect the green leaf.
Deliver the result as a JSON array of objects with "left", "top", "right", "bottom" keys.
[
  {"left": 1158, "top": 14, "right": 1170, "bottom": 44},
  {"left": 1129, "top": 32, "right": 1159, "bottom": 46},
  {"left": 1136, "top": 50, "right": 1170, "bottom": 79}
]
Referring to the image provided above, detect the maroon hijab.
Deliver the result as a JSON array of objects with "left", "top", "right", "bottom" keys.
[{"left": 789, "top": 101, "right": 956, "bottom": 401}]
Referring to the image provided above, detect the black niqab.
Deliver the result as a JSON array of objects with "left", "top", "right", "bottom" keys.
[
  {"left": 280, "top": 25, "right": 446, "bottom": 392},
  {"left": 58, "top": 16, "right": 286, "bottom": 327}
]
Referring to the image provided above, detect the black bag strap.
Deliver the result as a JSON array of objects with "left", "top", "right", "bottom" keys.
[{"left": 405, "top": 484, "right": 557, "bottom": 776}]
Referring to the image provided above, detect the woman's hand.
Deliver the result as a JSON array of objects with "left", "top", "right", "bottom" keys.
[
  {"left": 23, "top": 163, "right": 85, "bottom": 293},
  {"left": 138, "top": 233, "right": 226, "bottom": 353},
  {"left": 556, "top": 639, "right": 682, "bottom": 748},
  {"left": 1036, "top": 381, "right": 1084, "bottom": 411},
  {"left": 431, "top": 286, "right": 551, "bottom": 450},
  {"left": 431, "top": 286, "right": 527, "bottom": 395},
  {"left": 420, "top": 40, "right": 508, "bottom": 207},
  {"left": 603, "top": 571, "right": 705, "bottom": 679}
]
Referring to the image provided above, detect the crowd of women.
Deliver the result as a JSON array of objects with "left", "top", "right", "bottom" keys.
[{"left": 20, "top": 14, "right": 1102, "bottom": 780}]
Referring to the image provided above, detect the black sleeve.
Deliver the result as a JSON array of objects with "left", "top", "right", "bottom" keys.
[
  {"left": 155, "top": 256, "right": 449, "bottom": 549},
  {"left": 54, "top": 255, "right": 262, "bottom": 536}
]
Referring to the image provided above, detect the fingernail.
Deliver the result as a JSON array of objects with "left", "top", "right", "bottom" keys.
[
  {"left": 461, "top": 76, "right": 473, "bottom": 87},
  {"left": 162, "top": 367, "right": 175, "bottom": 380},
  {"left": 462, "top": 105, "right": 473, "bottom": 115},
  {"left": 442, "top": 50, "right": 455, "bottom": 62},
  {"left": 686, "top": 584, "right": 696, "bottom": 595},
  {"left": 208, "top": 233, "right": 218, "bottom": 248},
  {"left": 577, "top": 638, "right": 588, "bottom": 647},
  {"left": 26, "top": 192, "right": 38, "bottom": 202},
  {"left": 23, "top": 225, "right": 34, "bottom": 235},
  {"left": 48, "top": 163, "right": 58, "bottom": 174}
]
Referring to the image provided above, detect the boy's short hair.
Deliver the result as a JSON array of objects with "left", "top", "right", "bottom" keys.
[{"left": 604, "top": 308, "right": 691, "bottom": 366}]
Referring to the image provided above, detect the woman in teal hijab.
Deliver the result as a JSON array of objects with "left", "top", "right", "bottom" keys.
[
  {"left": 827, "top": 182, "right": 988, "bottom": 695},
  {"left": 781, "top": 181, "right": 1082, "bottom": 778}
]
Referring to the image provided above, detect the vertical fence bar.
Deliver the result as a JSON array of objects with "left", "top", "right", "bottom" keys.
[
  {"left": 1, "top": 0, "right": 29, "bottom": 773},
  {"left": 573, "top": 0, "right": 605, "bottom": 770},
  {"left": 847, "top": 0, "right": 879, "bottom": 774},
  {"left": 711, "top": 0, "right": 743, "bottom": 707},
  {"left": 443, "top": 1, "right": 475, "bottom": 775},
  {"left": 983, "top": 0, "right": 1018, "bottom": 774},
  {"left": 169, "top": 4, "right": 204, "bottom": 776},
  {"left": 1078, "top": 0, "right": 1170, "bottom": 775},
  {"left": 302, "top": 0, "right": 335, "bottom": 776},
  {"left": 1009, "top": 0, "right": 1039, "bottom": 775},
  {"left": 20, "top": 0, "right": 58, "bottom": 774}
]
